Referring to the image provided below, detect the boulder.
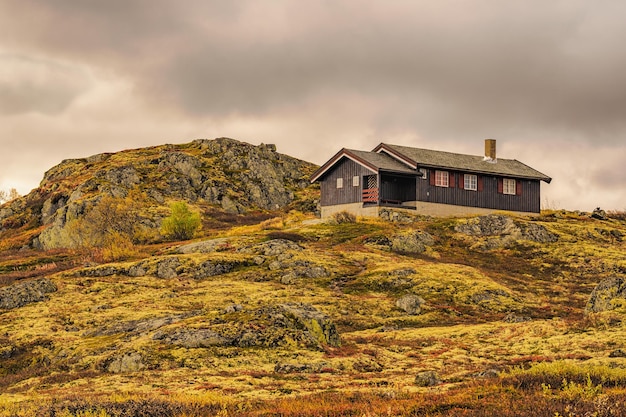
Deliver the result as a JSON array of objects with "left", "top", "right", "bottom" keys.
[
  {"left": 502, "top": 313, "right": 531, "bottom": 323},
  {"left": 156, "top": 257, "right": 181, "bottom": 279},
  {"left": 279, "top": 303, "right": 341, "bottom": 347},
  {"left": 274, "top": 362, "right": 325, "bottom": 373},
  {"left": 455, "top": 215, "right": 558, "bottom": 247},
  {"left": 238, "top": 239, "right": 303, "bottom": 256},
  {"left": 353, "top": 360, "right": 383, "bottom": 373},
  {"left": 586, "top": 276, "right": 626, "bottom": 313},
  {"left": 176, "top": 238, "right": 232, "bottom": 254},
  {"left": 153, "top": 328, "right": 232, "bottom": 348},
  {"left": 193, "top": 260, "right": 234, "bottom": 279},
  {"left": 105, "top": 352, "right": 146, "bottom": 373},
  {"left": 609, "top": 349, "right": 626, "bottom": 358},
  {"left": 415, "top": 371, "right": 440, "bottom": 387},
  {"left": 591, "top": 207, "right": 607, "bottom": 220},
  {"left": 455, "top": 215, "right": 517, "bottom": 236},
  {"left": 0, "top": 278, "right": 57, "bottom": 310},
  {"left": 396, "top": 294, "right": 425, "bottom": 315},
  {"left": 390, "top": 230, "right": 435, "bottom": 254},
  {"left": 223, "top": 304, "right": 244, "bottom": 314}
]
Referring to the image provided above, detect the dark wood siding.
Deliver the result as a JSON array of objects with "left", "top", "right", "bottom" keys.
[
  {"left": 380, "top": 173, "right": 416, "bottom": 202},
  {"left": 320, "top": 158, "right": 376, "bottom": 206},
  {"left": 416, "top": 170, "right": 542, "bottom": 213}
]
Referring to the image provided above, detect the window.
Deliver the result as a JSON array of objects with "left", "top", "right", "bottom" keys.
[
  {"left": 419, "top": 168, "right": 428, "bottom": 180},
  {"left": 352, "top": 176, "right": 359, "bottom": 187},
  {"left": 503, "top": 178, "right": 516, "bottom": 195},
  {"left": 336, "top": 178, "right": 343, "bottom": 188},
  {"left": 464, "top": 174, "right": 477, "bottom": 191},
  {"left": 434, "top": 170, "right": 449, "bottom": 187}
]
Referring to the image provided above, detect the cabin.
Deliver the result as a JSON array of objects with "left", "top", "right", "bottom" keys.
[{"left": 310, "top": 139, "right": 551, "bottom": 218}]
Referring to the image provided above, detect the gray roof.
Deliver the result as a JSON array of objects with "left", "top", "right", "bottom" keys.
[
  {"left": 345, "top": 149, "right": 415, "bottom": 174},
  {"left": 381, "top": 143, "right": 552, "bottom": 182}
]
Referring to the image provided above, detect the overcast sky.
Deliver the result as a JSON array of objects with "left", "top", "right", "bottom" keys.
[{"left": 1, "top": 1, "right": 625, "bottom": 211}]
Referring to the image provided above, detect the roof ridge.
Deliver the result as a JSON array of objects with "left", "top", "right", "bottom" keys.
[{"left": 383, "top": 142, "right": 520, "bottom": 162}]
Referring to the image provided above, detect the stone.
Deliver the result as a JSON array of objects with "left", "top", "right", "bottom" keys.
[
  {"left": 0, "top": 278, "right": 58, "bottom": 310},
  {"left": 279, "top": 303, "right": 341, "bottom": 347},
  {"left": 502, "top": 313, "right": 531, "bottom": 323},
  {"left": 223, "top": 304, "right": 244, "bottom": 314},
  {"left": 156, "top": 257, "right": 181, "bottom": 279},
  {"left": 586, "top": 276, "right": 626, "bottom": 313},
  {"left": 609, "top": 349, "right": 626, "bottom": 358},
  {"left": 105, "top": 352, "right": 145, "bottom": 373},
  {"left": 476, "top": 368, "right": 499, "bottom": 378},
  {"left": 390, "top": 230, "right": 435, "bottom": 254},
  {"left": 176, "top": 238, "right": 232, "bottom": 254},
  {"left": 414, "top": 371, "right": 440, "bottom": 387},
  {"left": 152, "top": 328, "right": 232, "bottom": 348},
  {"left": 591, "top": 207, "right": 607, "bottom": 220},
  {"left": 353, "top": 360, "right": 383, "bottom": 373},
  {"left": 144, "top": 303, "right": 341, "bottom": 350},
  {"left": 455, "top": 215, "right": 558, "bottom": 248},
  {"left": 455, "top": 215, "right": 517, "bottom": 236},
  {"left": 192, "top": 261, "right": 234, "bottom": 279},
  {"left": 280, "top": 272, "right": 298, "bottom": 285},
  {"left": 239, "top": 239, "right": 303, "bottom": 256},
  {"left": 520, "top": 223, "right": 559, "bottom": 243},
  {"left": 396, "top": 294, "right": 425, "bottom": 315},
  {"left": 274, "top": 362, "right": 323, "bottom": 373},
  {"left": 127, "top": 264, "right": 147, "bottom": 277}
]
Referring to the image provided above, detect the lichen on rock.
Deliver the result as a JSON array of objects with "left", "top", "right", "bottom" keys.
[
  {"left": 0, "top": 278, "right": 57, "bottom": 310},
  {"left": 586, "top": 276, "right": 626, "bottom": 313}
]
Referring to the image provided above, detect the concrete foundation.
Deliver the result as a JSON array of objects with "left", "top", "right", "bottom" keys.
[
  {"left": 320, "top": 201, "right": 538, "bottom": 219},
  {"left": 320, "top": 203, "right": 379, "bottom": 219}
]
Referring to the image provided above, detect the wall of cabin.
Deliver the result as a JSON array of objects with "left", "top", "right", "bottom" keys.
[
  {"left": 416, "top": 170, "right": 542, "bottom": 213},
  {"left": 320, "top": 158, "right": 376, "bottom": 206}
]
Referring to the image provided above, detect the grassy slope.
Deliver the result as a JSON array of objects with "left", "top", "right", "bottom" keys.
[{"left": 1, "top": 210, "right": 626, "bottom": 415}]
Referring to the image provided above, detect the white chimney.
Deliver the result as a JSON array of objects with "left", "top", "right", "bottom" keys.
[{"left": 484, "top": 139, "right": 497, "bottom": 163}]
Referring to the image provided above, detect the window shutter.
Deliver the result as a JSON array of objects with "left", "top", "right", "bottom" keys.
[
  {"left": 497, "top": 178, "right": 503, "bottom": 194},
  {"left": 477, "top": 176, "right": 484, "bottom": 192},
  {"left": 459, "top": 174, "right": 464, "bottom": 189},
  {"left": 449, "top": 173, "right": 455, "bottom": 188},
  {"left": 429, "top": 170, "right": 435, "bottom": 186},
  {"left": 516, "top": 180, "right": 522, "bottom": 196}
]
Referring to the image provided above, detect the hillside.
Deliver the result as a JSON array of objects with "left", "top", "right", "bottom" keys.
[
  {"left": 1, "top": 141, "right": 626, "bottom": 416},
  {"left": 0, "top": 137, "right": 318, "bottom": 251}
]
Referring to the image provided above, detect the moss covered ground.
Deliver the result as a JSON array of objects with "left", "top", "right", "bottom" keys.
[{"left": 1, "top": 209, "right": 626, "bottom": 416}]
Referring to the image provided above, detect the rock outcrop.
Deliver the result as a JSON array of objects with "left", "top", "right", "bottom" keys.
[
  {"left": 1, "top": 138, "right": 317, "bottom": 249},
  {"left": 390, "top": 230, "right": 435, "bottom": 254},
  {"left": 454, "top": 214, "right": 558, "bottom": 250},
  {"left": 0, "top": 278, "right": 57, "bottom": 310},
  {"left": 153, "top": 303, "right": 340, "bottom": 350},
  {"left": 77, "top": 255, "right": 244, "bottom": 280}
]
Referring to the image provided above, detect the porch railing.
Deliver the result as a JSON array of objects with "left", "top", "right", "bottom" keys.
[{"left": 362, "top": 188, "right": 379, "bottom": 203}]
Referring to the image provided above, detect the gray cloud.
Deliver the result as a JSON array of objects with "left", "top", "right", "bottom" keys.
[
  {"left": 0, "top": 53, "right": 92, "bottom": 115},
  {"left": 0, "top": 0, "right": 625, "bottom": 210}
]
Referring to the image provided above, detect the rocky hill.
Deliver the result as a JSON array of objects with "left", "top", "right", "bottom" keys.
[
  {"left": 1, "top": 141, "right": 626, "bottom": 416},
  {"left": 0, "top": 138, "right": 317, "bottom": 250}
]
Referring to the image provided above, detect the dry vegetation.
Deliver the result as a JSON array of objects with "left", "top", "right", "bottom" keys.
[{"left": 1, "top": 208, "right": 626, "bottom": 416}]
